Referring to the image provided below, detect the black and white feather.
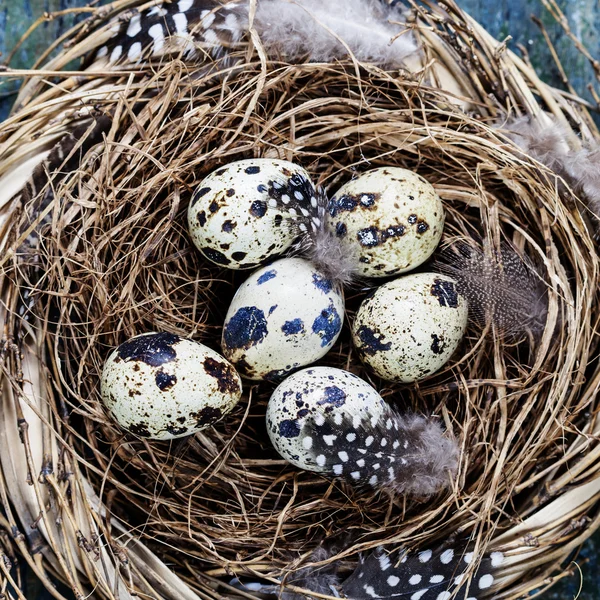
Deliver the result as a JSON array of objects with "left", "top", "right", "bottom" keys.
[
  {"left": 342, "top": 544, "right": 505, "bottom": 599},
  {"left": 304, "top": 408, "right": 459, "bottom": 497}
]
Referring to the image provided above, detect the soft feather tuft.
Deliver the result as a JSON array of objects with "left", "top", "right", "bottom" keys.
[
  {"left": 436, "top": 241, "right": 548, "bottom": 339},
  {"left": 502, "top": 116, "right": 600, "bottom": 228},
  {"left": 252, "top": 0, "right": 417, "bottom": 65},
  {"left": 293, "top": 186, "right": 361, "bottom": 287}
]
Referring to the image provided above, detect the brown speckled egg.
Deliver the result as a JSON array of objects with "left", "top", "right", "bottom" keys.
[
  {"left": 100, "top": 332, "right": 242, "bottom": 440},
  {"left": 325, "top": 167, "right": 444, "bottom": 277},
  {"left": 352, "top": 273, "right": 468, "bottom": 382},
  {"left": 187, "top": 159, "right": 319, "bottom": 269}
]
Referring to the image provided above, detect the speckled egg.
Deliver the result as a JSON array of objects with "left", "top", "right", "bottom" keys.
[
  {"left": 325, "top": 167, "right": 444, "bottom": 277},
  {"left": 101, "top": 332, "right": 242, "bottom": 440},
  {"left": 352, "top": 273, "right": 468, "bottom": 382},
  {"left": 221, "top": 257, "right": 344, "bottom": 381},
  {"left": 188, "top": 159, "right": 318, "bottom": 269},
  {"left": 266, "top": 366, "right": 386, "bottom": 470}
]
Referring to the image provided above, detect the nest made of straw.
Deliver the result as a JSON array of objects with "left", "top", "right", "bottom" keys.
[{"left": 1, "top": 1, "right": 600, "bottom": 599}]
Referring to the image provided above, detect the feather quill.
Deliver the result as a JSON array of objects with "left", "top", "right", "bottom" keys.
[{"left": 435, "top": 242, "right": 548, "bottom": 339}]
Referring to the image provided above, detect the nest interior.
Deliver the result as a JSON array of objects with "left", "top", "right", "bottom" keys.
[
  {"left": 8, "top": 52, "right": 597, "bottom": 585},
  {"left": 2, "top": 1, "right": 600, "bottom": 597}
]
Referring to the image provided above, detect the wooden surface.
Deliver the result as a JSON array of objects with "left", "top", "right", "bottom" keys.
[{"left": 0, "top": 0, "right": 599, "bottom": 598}]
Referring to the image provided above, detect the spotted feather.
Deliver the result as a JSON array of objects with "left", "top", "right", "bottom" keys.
[
  {"left": 88, "top": 0, "right": 245, "bottom": 65},
  {"left": 303, "top": 405, "right": 459, "bottom": 497},
  {"left": 342, "top": 545, "right": 505, "bottom": 599}
]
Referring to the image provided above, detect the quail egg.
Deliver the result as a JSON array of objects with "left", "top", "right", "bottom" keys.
[
  {"left": 221, "top": 257, "right": 344, "bottom": 381},
  {"left": 266, "top": 366, "right": 387, "bottom": 471},
  {"left": 101, "top": 332, "right": 242, "bottom": 440},
  {"left": 352, "top": 273, "right": 468, "bottom": 382},
  {"left": 325, "top": 167, "right": 444, "bottom": 277},
  {"left": 187, "top": 158, "right": 319, "bottom": 269}
]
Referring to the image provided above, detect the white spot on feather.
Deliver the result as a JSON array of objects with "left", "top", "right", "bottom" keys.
[
  {"left": 178, "top": 0, "right": 194, "bottom": 11},
  {"left": 387, "top": 575, "right": 400, "bottom": 587},
  {"left": 440, "top": 549, "right": 454, "bottom": 564},
  {"left": 316, "top": 454, "right": 326, "bottom": 467},
  {"left": 478, "top": 574, "right": 494, "bottom": 589},
  {"left": 110, "top": 45, "right": 123, "bottom": 62},
  {"left": 149, "top": 24, "right": 165, "bottom": 55},
  {"left": 408, "top": 575, "right": 421, "bottom": 585},
  {"left": 418, "top": 550, "right": 432, "bottom": 563},
  {"left": 127, "top": 41, "right": 142, "bottom": 61},
  {"left": 127, "top": 14, "right": 142, "bottom": 37},
  {"left": 173, "top": 12, "right": 188, "bottom": 34}
]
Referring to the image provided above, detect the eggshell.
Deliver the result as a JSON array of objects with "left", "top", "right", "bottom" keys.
[
  {"left": 325, "top": 167, "right": 444, "bottom": 277},
  {"left": 266, "top": 366, "right": 386, "bottom": 470},
  {"left": 188, "top": 159, "right": 318, "bottom": 269},
  {"left": 101, "top": 332, "right": 242, "bottom": 440},
  {"left": 352, "top": 273, "right": 468, "bottom": 382},
  {"left": 221, "top": 257, "right": 344, "bottom": 381}
]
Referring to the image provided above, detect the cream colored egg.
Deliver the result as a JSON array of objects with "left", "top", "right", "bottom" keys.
[
  {"left": 101, "top": 332, "right": 242, "bottom": 440},
  {"left": 188, "top": 159, "right": 318, "bottom": 269},
  {"left": 266, "top": 366, "right": 387, "bottom": 471},
  {"left": 221, "top": 258, "right": 344, "bottom": 381},
  {"left": 352, "top": 273, "right": 468, "bottom": 382},
  {"left": 326, "top": 167, "right": 444, "bottom": 277}
]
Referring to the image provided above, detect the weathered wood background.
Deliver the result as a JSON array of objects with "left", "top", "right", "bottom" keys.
[{"left": 0, "top": 0, "right": 599, "bottom": 598}]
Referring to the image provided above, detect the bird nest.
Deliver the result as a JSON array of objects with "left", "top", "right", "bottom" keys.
[{"left": 1, "top": 1, "right": 600, "bottom": 599}]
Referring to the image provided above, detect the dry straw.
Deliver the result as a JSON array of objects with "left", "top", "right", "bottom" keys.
[{"left": 1, "top": 0, "right": 600, "bottom": 599}]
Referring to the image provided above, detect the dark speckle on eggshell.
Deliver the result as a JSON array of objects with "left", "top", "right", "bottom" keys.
[
  {"left": 223, "top": 306, "right": 268, "bottom": 350},
  {"left": 201, "top": 248, "right": 231, "bottom": 265},
  {"left": 245, "top": 165, "right": 261, "bottom": 174},
  {"left": 279, "top": 419, "right": 301, "bottom": 438},
  {"left": 117, "top": 332, "right": 180, "bottom": 367},
  {"left": 430, "top": 333, "right": 445, "bottom": 355},
  {"left": 431, "top": 278, "right": 459, "bottom": 308},
  {"left": 166, "top": 425, "right": 188, "bottom": 436},
  {"left": 128, "top": 422, "right": 152, "bottom": 437},
  {"left": 317, "top": 385, "right": 346, "bottom": 407},
  {"left": 155, "top": 370, "right": 177, "bottom": 391},
  {"left": 282, "top": 319, "right": 305, "bottom": 335},
  {"left": 197, "top": 211, "right": 207, "bottom": 227},
  {"left": 250, "top": 200, "right": 267, "bottom": 217},
  {"left": 417, "top": 220, "right": 429, "bottom": 234},
  {"left": 257, "top": 269, "right": 277, "bottom": 284},
  {"left": 222, "top": 220, "right": 237, "bottom": 232},
  {"left": 312, "top": 272, "right": 333, "bottom": 293},
  {"left": 311, "top": 302, "right": 342, "bottom": 347},
  {"left": 203, "top": 357, "right": 240, "bottom": 394},
  {"left": 193, "top": 406, "right": 223, "bottom": 427},
  {"left": 231, "top": 251, "right": 247, "bottom": 262},
  {"left": 191, "top": 187, "right": 211, "bottom": 207},
  {"left": 355, "top": 325, "right": 392, "bottom": 355}
]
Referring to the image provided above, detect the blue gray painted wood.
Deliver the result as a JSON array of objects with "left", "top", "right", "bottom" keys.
[{"left": 0, "top": 0, "right": 599, "bottom": 598}]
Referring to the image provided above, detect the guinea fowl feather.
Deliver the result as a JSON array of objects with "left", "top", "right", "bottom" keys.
[
  {"left": 436, "top": 242, "right": 548, "bottom": 339},
  {"left": 303, "top": 405, "right": 459, "bottom": 497}
]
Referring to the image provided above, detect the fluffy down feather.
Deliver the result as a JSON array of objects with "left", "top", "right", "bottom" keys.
[
  {"left": 502, "top": 116, "right": 600, "bottom": 229},
  {"left": 253, "top": 0, "right": 416, "bottom": 65}
]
